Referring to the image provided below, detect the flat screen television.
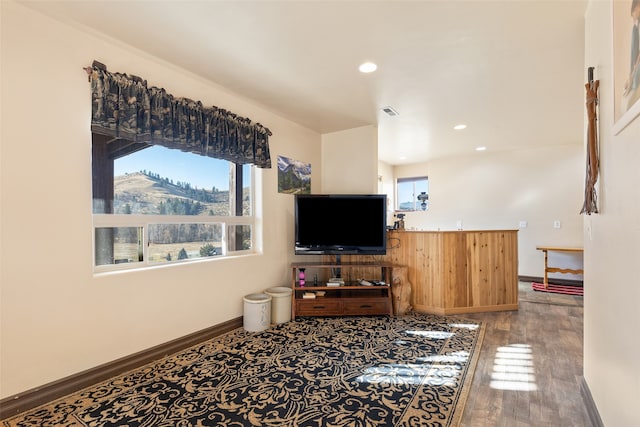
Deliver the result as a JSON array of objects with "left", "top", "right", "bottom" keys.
[{"left": 294, "top": 194, "right": 387, "bottom": 255}]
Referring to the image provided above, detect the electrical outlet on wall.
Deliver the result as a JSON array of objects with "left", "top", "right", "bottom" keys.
[
  {"left": 519, "top": 220, "right": 528, "bottom": 228},
  {"left": 553, "top": 220, "right": 561, "bottom": 229}
]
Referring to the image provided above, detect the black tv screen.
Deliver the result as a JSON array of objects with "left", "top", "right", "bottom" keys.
[{"left": 295, "top": 194, "right": 387, "bottom": 255}]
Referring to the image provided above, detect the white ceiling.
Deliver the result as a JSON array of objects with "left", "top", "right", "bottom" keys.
[{"left": 20, "top": 0, "right": 587, "bottom": 165}]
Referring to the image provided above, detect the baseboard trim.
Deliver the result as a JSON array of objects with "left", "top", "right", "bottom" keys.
[
  {"left": 580, "top": 376, "right": 604, "bottom": 427},
  {"left": 518, "top": 275, "right": 584, "bottom": 287},
  {"left": 0, "top": 317, "right": 243, "bottom": 420}
]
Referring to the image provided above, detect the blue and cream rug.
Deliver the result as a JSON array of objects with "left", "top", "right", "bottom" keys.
[{"left": 3, "top": 312, "right": 484, "bottom": 427}]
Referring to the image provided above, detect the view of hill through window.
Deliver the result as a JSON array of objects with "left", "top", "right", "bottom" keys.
[
  {"left": 113, "top": 145, "right": 250, "bottom": 216},
  {"left": 113, "top": 171, "right": 231, "bottom": 216},
  {"left": 93, "top": 145, "right": 253, "bottom": 267}
]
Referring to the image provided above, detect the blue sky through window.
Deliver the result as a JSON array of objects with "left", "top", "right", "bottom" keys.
[{"left": 114, "top": 145, "right": 230, "bottom": 191}]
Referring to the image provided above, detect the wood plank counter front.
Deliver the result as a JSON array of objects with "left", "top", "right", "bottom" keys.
[{"left": 381, "top": 230, "right": 518, "bottom": 315}]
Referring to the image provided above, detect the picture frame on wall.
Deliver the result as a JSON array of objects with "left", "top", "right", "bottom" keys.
[
  {"left": 612, "top": 0, "right": 640, "bottom": 134},
  {"left": 277, "top": 155, "right": 311, "bottom": 194}
]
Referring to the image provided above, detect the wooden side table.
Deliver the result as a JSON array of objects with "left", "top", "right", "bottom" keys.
[{"left": 535, "top": 246, "right": 584, "bottom": 289}]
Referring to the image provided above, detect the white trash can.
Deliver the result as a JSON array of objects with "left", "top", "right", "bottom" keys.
[
  {"left": 243, "top": 293, "right": 272, "bottom": 332},
  {"left": 265, "top": 286, "right": 293, "bottom": 324}
]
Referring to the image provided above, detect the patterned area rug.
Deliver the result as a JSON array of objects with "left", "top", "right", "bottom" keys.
[{"left": 3, "top": 313, "right": 484, "bottom": 427}]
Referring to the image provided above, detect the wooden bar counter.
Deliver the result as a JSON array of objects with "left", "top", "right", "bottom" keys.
[{"left": 381, "top": 229, "right": 519, "bottom": 315}]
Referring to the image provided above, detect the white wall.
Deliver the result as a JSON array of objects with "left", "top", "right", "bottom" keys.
[
  {"left": 584, "top": 2, "right": 640, "bottom": 426},
  {"left": 321, "top": 125, "right": 378, "bottom": 193},
  {"left": 0, "top": 2, "right": 320, "bottom": 398},
  {"left": 378, "top": 160, "right": 395, "bottom": 226},
  {"left": 392, "top": 145, "right": 584, "bottom": 279}
]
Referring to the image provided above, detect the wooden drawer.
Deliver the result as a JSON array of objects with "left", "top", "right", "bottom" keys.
[
  {"left": 296, "top": 299, "right": 342, "bottom": 316},
  {"left": 343, "top": 299, "right": 391, "bottom": 315}
]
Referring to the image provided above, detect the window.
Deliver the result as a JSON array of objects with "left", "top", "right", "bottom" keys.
[
  {"left": 92, "top": 135, "right": 256, "bottom": 271},
  {"left": 396, "top": 176, "right": 429, "bottom": 211}
]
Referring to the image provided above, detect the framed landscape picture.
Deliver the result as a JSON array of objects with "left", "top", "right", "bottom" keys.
[
  {"left": 612, "top": 0, "right": 640, "bottom": 134},
  {"left": 277, "top": 155, "right": 311, "bottom": 194}
]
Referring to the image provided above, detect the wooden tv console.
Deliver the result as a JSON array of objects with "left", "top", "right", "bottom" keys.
[{"left": 290, "top": 261, "right": 394, "bottom": 319}]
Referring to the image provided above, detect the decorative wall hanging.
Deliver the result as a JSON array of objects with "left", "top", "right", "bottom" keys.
[
  {"left": 581, "top": 67, "right": 600, "bottom": 215},
  {"left": 277, "top": 155, "right": 311, "bottom": 194},
  {"left": 84, "top": 61, "right": 272, "bottom": 168},
  {"left": 612, "top": 0, "right": 640, "bottom": 134}
]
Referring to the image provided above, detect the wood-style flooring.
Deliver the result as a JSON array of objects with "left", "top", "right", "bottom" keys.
[{"left": 460, "top": 281, "right": 589, "bottom": 427}]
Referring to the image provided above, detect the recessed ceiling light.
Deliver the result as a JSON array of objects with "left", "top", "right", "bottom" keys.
[
  {"left": 453, "top": 124, "right": 467, "bottom": 130},
  {"left": 476, "top": 146, "right": 487, "bottom": 151},
  {"left": 359, "top": 62, "right": 377, "bottom": 73}
]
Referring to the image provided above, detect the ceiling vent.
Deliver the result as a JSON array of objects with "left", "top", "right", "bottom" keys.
[{"left": 381, "top": 106, "right": 399, "bottom": 117}]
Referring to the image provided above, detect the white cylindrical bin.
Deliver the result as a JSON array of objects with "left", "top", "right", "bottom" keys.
[
  {"left": 243, "top": 293, "right": 272, "bottom": 332},
  {"left": 265, "top": 286, "right": 293, "bottom": 324}
]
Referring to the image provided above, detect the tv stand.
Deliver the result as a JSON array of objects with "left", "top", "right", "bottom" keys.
[{"left": 291, "top": 261, "right": 394, "bottom": 319}]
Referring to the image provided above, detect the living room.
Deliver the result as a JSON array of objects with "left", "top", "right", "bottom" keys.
[{"left": 1, "top": 1, "right": 638, "bottom": 426}]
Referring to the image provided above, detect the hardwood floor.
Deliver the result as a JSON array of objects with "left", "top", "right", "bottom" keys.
[{"left": 460, "top": 281, "right": 590, "bottom": 426}]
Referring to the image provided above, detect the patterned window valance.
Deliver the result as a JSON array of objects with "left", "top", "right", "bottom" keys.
[{"left": 86, "top": 61, "right": 272, "bottom": 168}]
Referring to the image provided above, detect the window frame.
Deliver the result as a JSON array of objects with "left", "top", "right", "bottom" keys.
[
  {"left": 395, "top": 176, "right": 429, "bottom": 212},
  {"left": 92, "top": 134, "right": 257, "bottom": 273}
]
